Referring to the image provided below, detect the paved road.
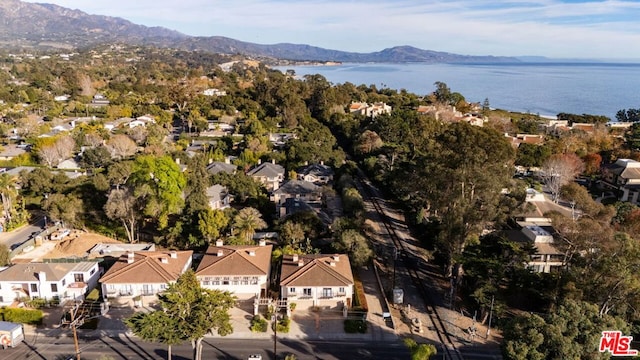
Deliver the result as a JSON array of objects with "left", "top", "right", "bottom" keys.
[
  {"left": 0, "top": 214, "right": 46, "bottom": 251},
  {"left": 2, "top": 336, "right": 410, "bottom": 360}
]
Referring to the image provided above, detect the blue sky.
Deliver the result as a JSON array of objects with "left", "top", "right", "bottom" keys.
[{"left": 22, "top": 0, "right": 640, "bottom": 59}]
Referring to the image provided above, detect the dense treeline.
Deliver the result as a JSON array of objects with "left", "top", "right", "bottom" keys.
[{"left": 2, "top": 45, "right": 640, "bottom": 358}]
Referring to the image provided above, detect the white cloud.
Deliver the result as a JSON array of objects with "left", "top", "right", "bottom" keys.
[{"left": 19, "top": 0, "right": 640, "bottom": 59}]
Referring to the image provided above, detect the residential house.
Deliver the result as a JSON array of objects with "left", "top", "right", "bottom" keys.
[
  {"left": 504, "top": 224, "right": 564, "bottom": 273},
  {"left": 349, "top": 102, "right": 391, "bottom": 118},
  {"left": 206, "top": 161, "right": 237, "bottom": 175},
  {"left": 280, "top": 254, "right": 354, "bottom": 310},
  {"left": 271, "top": 180, "right": 322, "bottom": 218},
  {"left": 54, "top": 95, "right": 70, "bottom": 102},
  {"left": 247, "top": 161, "right": 285, "bottom": 191},
  {"left": 203, "top": 88, "right": 227, "bottom": 97},
  {"left": 602, "top": 158, "right": 640, "bottom": 204},
  {"left": 0, "top": 145, "right": 26, "bottom": 161},
  {"left": 100, "top": 250, "right": 193, "bottom": 305},
  {"left": 268, "top": 133, "right": 297, "bottom": 148},
  {"left": 0, "top": 262, "right": 101, "bottom": 306},
  {"left": 195, "top": 240, "right": 273, "bottom": 301},
  {"left": 297, "top": 163, "right": 334, "bottom": 185},
  {"left": 57, "top": 158, "right": 81, "bottom": 170},
  {"left": 206, "top": 184, "right": 232, "bottom": 210},
  {"left": 90, "top": 94, "right": 110, "bottom": 107}
]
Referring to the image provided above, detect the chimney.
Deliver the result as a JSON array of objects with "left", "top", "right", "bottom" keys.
[
  {"left": 170, "top": 251, "right": 177, "bottom": 259},
  {"left": 298, "top": 259, "right": 304, "bottom": 267},
  {"left": 271, "top": 159, "right": 275, "bottom": 164},
  {"left": 320, "top": 160, "right": 324, "bottom": 166},
  {"left": 175, "top": 158, "right": 181, "bottom": 165},
  {"left": 259, "top": 239, "right": 266, "bottom": 247},
  {"left": 292, "top": 254, "right": 298, "bottom": 262},
  {"left": 216, "top": 240, "right": 223, "bottom": 247},
  {"left": 160, "top": 257, "right": 169, "bottom": 264},
  {"left": 330, "top": 261, "right": 336, "bottom": 267},
  {"left": 209, "top": 158, "right": 213, "bottom": 164},
  {"left": 258, "top": 159, "right": 262, "bottom": 164},
  {"left": 225, "top": 157, "right": 231, "bottom": 164},
  {"left": 217, "top": 250, "right": 224, "bottom": 257},
  {"left": 248, "top": 250, "right": 256, "bottom": 256},
  {"left": 38, "top": 271, "right": 46, "bottom": 283},
  {"left": 127, "top": 252, "right": 135, "bottom": 264}
]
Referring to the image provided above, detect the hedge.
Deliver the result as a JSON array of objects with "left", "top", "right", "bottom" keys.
[{"left": 1, "top": 307, "right": 44, "bottom": 325}]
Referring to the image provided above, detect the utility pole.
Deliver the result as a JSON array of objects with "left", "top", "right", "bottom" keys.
[
  {"left": 487, "top": 295, "right": 494, "bottom": 338},
  {"left": 272, "top": 314, "right": 277, "bottom": 360},
  {"left": 69, "top": 301, "right": 81, "bottom": 360}
]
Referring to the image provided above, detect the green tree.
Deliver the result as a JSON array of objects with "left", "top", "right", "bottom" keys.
[
  {"left": 233, "top": 207, "right": 267, "bottom": 243},
  {"left": 198, "top": 209, "right": 229, "bottom": 244},
  {"left": 0, "top": 173, "right": 18, "bottom": 224},
  {"left": 130, "top": 155, "right": 187, "bottom": 229},
  {"left": 280, "top": 221, "right": 305, "bottom": 248},
  {"left": 125, "top": 310, "right": 184, "bottom": 360},
  {"left": 403, "top": 338, "right": 437, "bottom": 360},
  {"left": 333, "top": 229, "right": 373, "bottom": 267},
  {"left": 158, "top": 271, "right": 236, "bottom": 360},
  {"left": 43, "top": 193, "right": 83, "bottom": 228}
]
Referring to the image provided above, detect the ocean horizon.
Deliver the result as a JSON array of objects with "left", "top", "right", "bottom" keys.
[{"left": 275, "top": 62, "right": 640, "bottom": 120}]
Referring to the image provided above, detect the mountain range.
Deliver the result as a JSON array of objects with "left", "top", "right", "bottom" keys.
[{"left": 0, "top": 0, "right": 520, "bottom": 63}]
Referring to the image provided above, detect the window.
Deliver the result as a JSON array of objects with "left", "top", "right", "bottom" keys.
[
  {"left": 202, "top": 281, "right": 210, "bottom": 286},
  {"left": 212, "top": 280, "right": 220, "bottom": 285},
  {"left": 289, "top": 287, "right": 296, "bottom": 293},
  {"left": 51, "top": 284, "right": 58, "bottom": 293},
  {"left": 62, "top": 279, "right": 66, "bottom": 286},
  {"left": 30, "top": 284, "right": 38, "bottom": 292},
  {"left": 338, "top": 287, "right": 345, "bottom": 294},
  {"left": 222, "top": 277, "right": 229, "bottom": 285},
  {"left": 303, "top": 288, "right": 311, "bottom": 296},
  {"left": 251, "top": 277, "right": 259, "bottom": 285},
  {"left": 322, "top": 288, "right": 332, "bottom": 298},
  {"left": 0, "top": 296, "right": 4, "bottom": 302},
  {"left": 159, "top": 284, "right": 167, "bottom": 290},
  {"left": 242, "top": 277, "right": 249, "bottom": 285},
  {"left": 90, "top": 269, "right": 95, "bottom": 275},
  {"left": 142, "top": 284, "right": 154, "bottom": 295},
  {"left": 74, "top": 274, "right": 84, "bottom": 283}
]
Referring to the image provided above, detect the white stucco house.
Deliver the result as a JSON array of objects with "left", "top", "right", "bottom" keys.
[
  {"left": 0, "top": 262, "right": 101, "bottom": 306},
  {"left": 195, "top": 240, "right": 272, "bottom": 301},
  {"left": 100, "top": 250, "right": 193, "bottom": 306},
  {"left": 280, "top": 254, "right": 354, "bottom": 310}
]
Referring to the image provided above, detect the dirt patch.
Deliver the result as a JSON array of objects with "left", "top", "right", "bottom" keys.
[{"left": 44, "top": 231, "right": 121, "bottom": 259}]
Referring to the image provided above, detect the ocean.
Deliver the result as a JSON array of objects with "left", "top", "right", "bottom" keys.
[{"left": 275, "top": 62, "right": 640, "bottom": 120}]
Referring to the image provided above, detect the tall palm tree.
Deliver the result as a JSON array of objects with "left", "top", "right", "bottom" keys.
[
  {"left": 0, "top": 173, "right": 18, "bottom": 223},
  {"left": 232, "top": 207, "right": 267, "bottom": 243}
]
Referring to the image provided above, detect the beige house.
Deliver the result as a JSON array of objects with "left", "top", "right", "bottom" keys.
[
  {"left": 195, "top": 240, "right": 272, "bottom": 300},
  {"left": 602, "top": 159, "right": 640, "bottom": 204},
  {"left": 100, "top": 250, "right": 192, "bottom": 305},
  {"left": 280, "top": 254, "right": 354, "bottom": 310}
]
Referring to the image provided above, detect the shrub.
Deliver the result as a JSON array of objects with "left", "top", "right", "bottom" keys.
[
  {"left": 1, "top": 307, "right": 44, "bottom": 325},
  {"left": 26, "top": 297, "right": 47, "bottom": 309},
  {"left": 344, "top": 319, "right": 367, "bottom": 333},
  {"left": 274, "top": 315, "right": 290, "bottom": 333},
  {"left": 403, "top": 338, "right": 437, "bottom": 360},
  {"left": 289, "top": 302, "right": 297, "bottom": 311},
  {"left": 250, "top": 315, "right": 268, "bottom": 333}
]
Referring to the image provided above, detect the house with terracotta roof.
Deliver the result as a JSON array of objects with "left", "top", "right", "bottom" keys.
[
  {"left": 99, "top": 250, "right": 193, "bottom": 305},
  {"left": 280, "top": 254, "right": 354, "bottom": 310},
  {"left": 0, "top": 261, "right": 101, "bottom": 307},
  {"left": 195, "top": 240, "right": 273, "bottom": 301},
  {"left": 247, "top": 161, "right": 285, "bottom": 191}
]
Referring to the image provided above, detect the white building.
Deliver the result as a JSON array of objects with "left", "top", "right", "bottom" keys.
[{"left": 0, "top": 262, "right": 101, "bottom": 306}]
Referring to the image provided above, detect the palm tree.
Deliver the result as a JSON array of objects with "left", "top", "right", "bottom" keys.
[
  {"left": 0, "top": 173, "right": 18, "bottom": 223},
  {"left": 232, "top": 207, "right": 267, "bottom": 243}
]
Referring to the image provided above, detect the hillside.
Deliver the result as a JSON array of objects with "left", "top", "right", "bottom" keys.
[{"left": 0, "top": 0, "right": 520, "bottom": 63}]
